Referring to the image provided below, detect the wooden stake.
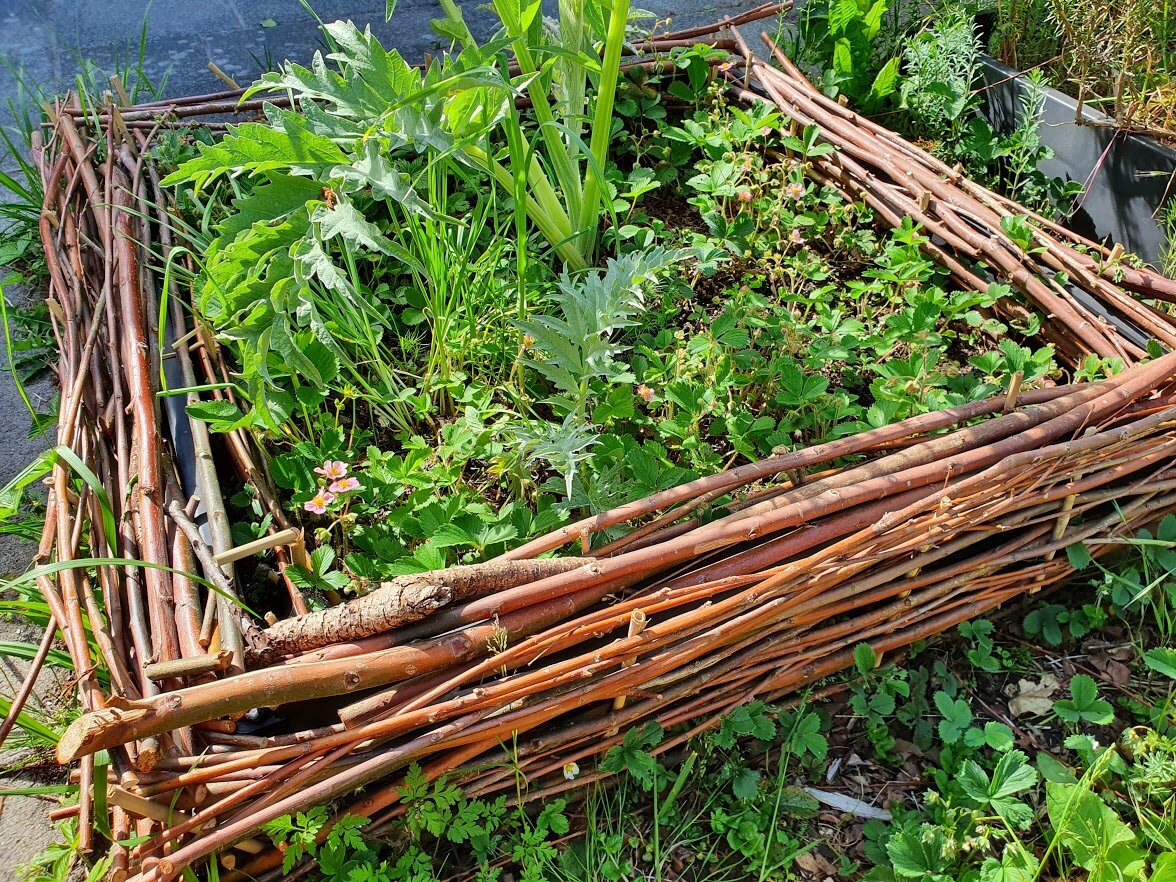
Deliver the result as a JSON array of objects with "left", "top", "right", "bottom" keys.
[
  {"left": 213, "top": 527, "right": 303, "bottom": 567},
  {"left": 1003, "top": 372, "right": 1024, "bottom": 414},
  {"left": 612, "top": 610, "right": 650, "bottom": 713},
  {"left": 143, "top": 651, "right": 233, "bottom": 683}
]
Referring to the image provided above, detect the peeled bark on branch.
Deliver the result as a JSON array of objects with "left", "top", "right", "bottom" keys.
[
  {"left": 245, "top": 557, "right": 590, "bottom": 666},
  {"left": 56, "top": 578, "right": 607, "bottom": 766}
]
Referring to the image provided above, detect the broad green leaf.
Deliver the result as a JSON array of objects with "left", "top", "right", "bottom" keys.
[
  {"left": 828, "top": 0, "right": 861, "bottom": 36},
  {"left": 964, "top": 721, "right": 1014, "bottom": 751},
  {"left": 934, "top": 690, "right": 972, "bottom": 744},
  {"left": 832, "top": 37, "right": 855, "bottom": 77},
  {"left": 291, "top": 235, "right": 351, "bottom": 295},
  {"left": 1066, "top": 542, "right": 1093, "bottom": 570},
  {"left": 959, "top": 750, "right": 1037, "bottom": 828},
  {"left": 1054, "top": 674, "right": 1114, "bottom": 725},
  {"left": 215, "top": 174, "right": 323, "bottom": 242},
  {"left": 979, "top": 846, "right": 1036, "bottom": 882},
  {"left": 600, "top": 721, "right": 664, "bottom": 790},
  {"left": 869, "top": 56, "right": 901, "bottom": 101},
  {"left": 186, "top": 399, "right": 247, "bottom": 432},
  {"left": 790, "top": 711, "right": 829, "bottom": 761},
  {"left": 854, "top": 643, "right": 878, "bottom": 675},
  {"left": 732, "top": 768, "right": 760, "bottom": 799},
  {"left": 430, "top": 523, "right": 476, "bottom": 549},
  {"left": 1037, "top": 752, "right": 1078, "bottom": 785},
  {"left": 314, "top": 196, "right": 394, "bottom": 254},
  {"left": 1152, "top": 853, "right": 1176, "bottom": 882},
  {"left": 1144, "top": 647, "right": 1176, "bottom": 680},
  {"left": 1046, "top": 782, "right": 1145, "bottom": 882},
  {"left": 312, "top": 195, "right": 426, "bottom": 275},
  {"left": 162, "top": 115, "right": 347, "bottom": 192},
  {"left": 887, "top": 824, "right": 952, "bottom": 878},
  {"left": 333, "top": 138, "right": 432, "bottom": 215},
  {"left": 724, "top": 701, "right": 777, "bottom": 742},
  {"left": 862, "top": 0, "right": 889, "bottom": 40}
]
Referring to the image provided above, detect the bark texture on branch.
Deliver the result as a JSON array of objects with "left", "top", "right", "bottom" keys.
[{"left": 245, "top": 557, "right": 591, "bottom": 666}]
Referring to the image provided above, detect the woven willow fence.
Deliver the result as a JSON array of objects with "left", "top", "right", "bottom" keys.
[{"left": 12, "top": 6, "right": 1176, "bottom": 879}]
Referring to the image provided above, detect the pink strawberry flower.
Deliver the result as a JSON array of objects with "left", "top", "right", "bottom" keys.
[
  {"left": 314, "top": 460, "right": 348, "bottom": 481},
  {"left": 785, "top": 181, "right": 806, "bottom": 200},
  {"left": 636, "top": 383, "right": 654, "bottom": 403},
  {"left": 329, "top": 477, "right": 361, "bottom": 494},
  {"left": 789, "top": 228, "right": 806, "bottom": 246},
  {"left": 737, "top": 189, "right": 753, "bottom": 202},
  {"left": 303, "top": 488, "right": 336, "bottom": 514}
]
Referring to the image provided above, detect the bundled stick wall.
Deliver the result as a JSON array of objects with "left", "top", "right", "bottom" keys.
[{"left": 11, "top": 9, "right": 1176, "bottom": 880}]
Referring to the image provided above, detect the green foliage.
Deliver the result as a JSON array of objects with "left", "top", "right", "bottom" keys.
[
  {"left": 869, "top": 721, "right": 1176, "bottom": 882},
  {"left": 849, "top": 649, "right": 911, "bottom": 758},
  {"left": 934, "top": 690, "right": 974, "bottom": 745},
  {"left": 855, "top": 642, "right": 879, "bottom": 674},
  {"left": 246, "top": 696, "right": 837, "bottom": 882},
  {"left": 1046, "top": 782, "right": 1146, "bottom": 882},
  {"left": 1144, "top": 647, "right": 1176, "bottom": 680},
  {"left": 517, "top": 248, "right": 684, "bottom": 418},
  {"left": 715, "top": 700, "right": 777, "bottom": 749},
  {"left": 958, "top": 619, "right": 1003, "bottom": 674},
  {"left": 17, "top": 820, "right": 111, "bottom": 882},
  {"left": 221, "top": 0, "right": 632, "bottom": 271},
  {"left": 15, "top": 10, "right": 1176, "bottom": 882},
  {"left": 1054, "top": 674, "right": 1115, "bottom": 726},
  {"left": 264, "top": 806, "right": 333, "bottom": 874},
  {"left": 782, "top": 708, "right": 830, "bottom": 763},
  {"left": 889, "top": 8, "right": 1084, "bottom": 219},
  {"left": 261, "top": 763, "right": 571, "bottom": 881},
  {"left": 600, "top": 721, "right": 665, "bottom": 790},
  {"left": 1023, "top": 602, "right": 1104, "bottom": 646},
  {"left": 899, "top": 6, "right": 979, "bottom": 138},
  {"left": 1068, "top": 515, "right": 1176, "bottom": 640},
  {"left": 858, "top": 546, "right": 1176, "bottom": 882},
  {"left": 168, "top": 72, "right": 1070, "bottom": 609},
  {"left": 786, "top": 0, "right": 903, "bottom": 110},
  {"left": 958, "top": 751, "right": 1038, "bottom": 829},
  {"left": 163, "top": 116, "right": 348, "bottom": 192}
]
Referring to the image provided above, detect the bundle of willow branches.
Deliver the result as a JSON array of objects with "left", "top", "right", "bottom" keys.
[{"left": 9, "top": 9, "right": 1176, "bottom": 881}]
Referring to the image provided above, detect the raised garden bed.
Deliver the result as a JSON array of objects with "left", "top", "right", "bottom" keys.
[{"left": 10, "top": 5, "right": 1176, "bottom": 880}]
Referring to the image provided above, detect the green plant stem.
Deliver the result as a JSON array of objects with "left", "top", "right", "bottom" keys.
[
  {"left": 577, "top": 0, "right": 631, "bottom": 259},
  {"left": 493, "top": 0, "right": 585, "bottom": 231},
  {"left": 465, "top": 143, "right": 583, "bottom": 268}
]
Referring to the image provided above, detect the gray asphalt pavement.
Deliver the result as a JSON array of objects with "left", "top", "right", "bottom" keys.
[{"left": 1, "top": 0, "right": 753, "bottom": 102}]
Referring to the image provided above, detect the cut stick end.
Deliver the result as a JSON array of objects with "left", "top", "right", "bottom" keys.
[
  {"left": 56, "top": 716, "right": 90, "bottom": 765},
  {"left": 56, "top": 704, "right": 152, "bottom": 765}
]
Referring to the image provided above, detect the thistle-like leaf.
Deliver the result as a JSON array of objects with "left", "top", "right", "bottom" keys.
[
  {"left": 161, "top": 112, "right": 347, "bottom": 192},
  {"left": 517, "top": 247, "right": 689, "bottom": 415}
]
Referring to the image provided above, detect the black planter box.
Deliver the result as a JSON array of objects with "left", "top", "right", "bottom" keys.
[{"left": 979, "top": 55, "right": 1176, "bottom": 269}]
